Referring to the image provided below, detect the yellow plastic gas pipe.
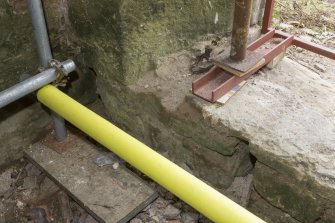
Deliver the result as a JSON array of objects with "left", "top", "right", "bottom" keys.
[{"left": 37, "top": 85, "right": 265, "bottom": 223}]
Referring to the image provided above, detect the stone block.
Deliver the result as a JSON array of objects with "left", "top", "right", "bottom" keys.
[
  {"left": 322, "top": 206, "right": 335, "bottom": 223},
  {"left": 247, "top": 189, "right": 300, "bottom": 223},
  {"left": 250, "top": 0, "right": 265, "bottom": 26},
  {"left": 266, "top": 50, "right": 286, "bottom": 69},
  {"left": 68, "top": 0, "right": 235, "bottom": 83},
  {"left": 0, "top": 100, "right": 50, "bottom": 166},
  {"left": 253, "top": 162, "right": 326, "bottom": 223}
]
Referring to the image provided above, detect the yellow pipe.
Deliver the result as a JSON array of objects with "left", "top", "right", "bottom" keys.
[{"left": 37, "top": 85, "right": 265, "bottom": 223}]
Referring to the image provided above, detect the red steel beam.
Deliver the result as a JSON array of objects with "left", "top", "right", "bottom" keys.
[
  {"left": 263, "top": 35, "right": 294, "bottom": 62},
  {"left": 192, "top": 66, "right": 224, "bottom": 91},
  {"left": 248, "top": 29, "right": 275, "bottom": 51},
  {"left": 212, "top": 66, "right": 261, "bottom": 102},
  {"left": 275, "top": 30, "right": 335, "bottom": 60},
  {"left": 261, "top": 0, "right": 275, "bottom": 34},
  {"left": 193, "top": 30, "right": 293, "bottom": 102},
  {"left": 293, "top": 38, "right": 335, "bottom": 60},
  {"left": 261, "top": 1, "right": 335, "bottom": 60}
]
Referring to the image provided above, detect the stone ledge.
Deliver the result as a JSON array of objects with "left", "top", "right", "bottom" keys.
[
  {"left": 200, "top": 58, "right": 335, "bottom": 222},
  {"left": 202, "top": 58, "right": 335, "bottom": 193},
  {"left": 127, "top": 46, "right": 335, "bottom": 222}
]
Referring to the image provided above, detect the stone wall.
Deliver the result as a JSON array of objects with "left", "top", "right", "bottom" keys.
[
  {"left": 0, "top": 0, "right": 46, "bottom": 167},
  {"left": 0, "top": 0, "right": 237, "bottom": 167},
  {"left": 64, "top": 0, "right": 246, "bottom": 190},
  {"left": 67, "top": 0, "right": 235, "bottom": 84}
]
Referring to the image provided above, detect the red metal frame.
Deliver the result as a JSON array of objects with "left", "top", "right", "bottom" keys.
[
  {"left": 193, "top": 30, "right": 293, "bottom": 102},
  {"left": 274, "top": 30, "right": 335, "bottom": 60},
  {"left": 261, "top": 0, "right": 275, "bottom": 34},
  {"left": 192, "top": 0, "right": 335, "bottom": 103},
  {"left": 263, "top": 0, "right": 335, "bottom": 60}
]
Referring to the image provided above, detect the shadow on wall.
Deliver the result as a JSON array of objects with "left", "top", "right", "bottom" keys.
[{"left": 0, "top": 96, "right": 36, "bottom": 122}]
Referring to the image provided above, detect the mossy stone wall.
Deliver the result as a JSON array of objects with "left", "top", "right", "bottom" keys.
[{"left": 67, "top": 0, "right": 234, "bottom": 84}]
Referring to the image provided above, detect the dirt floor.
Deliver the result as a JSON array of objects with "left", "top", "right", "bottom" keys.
[
  {"left": 0, "top": 155, "right": 213, "bottom": 223},
  {"left": 0, "top": 159, "right": 99, "bottom": 223},
  {"left": 273, "top": 0, "right": 335, "bottom": 32},
  {"left": 272, "top": 0, "right": 335, "bottom": 85}
]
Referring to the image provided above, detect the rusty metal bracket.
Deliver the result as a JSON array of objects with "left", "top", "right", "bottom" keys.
[
  {"left": 192, "top": 0, "right": 335, "bottom": 103},
  {"left": 49, "top": 59, "right": 70, "bottom": 87}
]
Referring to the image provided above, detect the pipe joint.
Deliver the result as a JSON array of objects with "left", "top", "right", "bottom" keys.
[
  {"left": 58, "top": 59, "right": 76, "bottom": 75},
  {"left": 50, "top": 59, "right": 76, "bottom": 87}
]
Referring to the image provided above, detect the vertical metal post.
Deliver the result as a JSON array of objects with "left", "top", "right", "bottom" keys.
[
  {"left": 230, "top": 0, "right": 253, "bottom": 61},
  {"left": 27, "top": 0, "right": 67, "bottom": 141},
  {"left": 261, "top": 0, "right": 275, "bottom": 33}
]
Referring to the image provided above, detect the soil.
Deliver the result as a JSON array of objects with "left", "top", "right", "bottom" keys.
[
  {"left": 273, "top": 0, "right": 335, "bottom": 32},
  {"left": 273, "top": 0, "right": 335, "bottom": 84},
  {"left": 0, "top": 157, "right": 212, "bottom": 223}
]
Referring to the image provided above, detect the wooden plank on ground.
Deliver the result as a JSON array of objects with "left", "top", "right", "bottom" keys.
[
  {"left": 24, "top": 132, "right": 158, "bottom": 223},
  {"left": 213, "top": 50, "right": 265, "bottom": 77}
]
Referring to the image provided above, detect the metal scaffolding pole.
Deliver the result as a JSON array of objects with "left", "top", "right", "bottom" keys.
[
  {"left": 27, "top": 0, "right": 68, "bottom": 141},
  {"left": 230, "top": 0, "right": 253, "bottom": 61},
  {"left": 0, "top": 60, "right": 75, "bottom": 109}
]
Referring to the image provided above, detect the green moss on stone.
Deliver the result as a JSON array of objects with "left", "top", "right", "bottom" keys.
[
  {"left": 170, "top": 117, "right": 239, "bottom": 155},
  {"left": 254, "top": 162, "right": 326, "bottom": 223},
  {"left": 0, "top": 0, "right": 37, "bottom": 90},
  {"left": 119, "top": 0, "right": 234, "bottom": 83},
  {"left": 97, "top": 77, "right": 247, "bottom": 188},
  {"left": 68, "top": 0, "right": 234, "bottom": 84}
]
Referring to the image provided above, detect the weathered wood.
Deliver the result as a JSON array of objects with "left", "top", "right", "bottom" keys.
[
  {"left": 213, "top": 50, "right": 265, "bottom": 77},
  {"left": 24, "top": 132, "right": 157, "bottom": 223}
]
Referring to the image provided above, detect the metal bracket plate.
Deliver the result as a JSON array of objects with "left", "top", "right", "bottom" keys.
[{"left": 213, "top": 50, "right": 264, "bottom": 77}]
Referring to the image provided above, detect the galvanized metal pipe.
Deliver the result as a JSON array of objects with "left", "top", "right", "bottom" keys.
[
  {"left": 230, "top": 0, "right": 253, "bottom": 61},
  {"left": 27, "top": 0, "right": 52, "bottom": 67},
  {"left": 27, "top": 0, "right": 68, "bottom": 141},
  {"left": 0, "top": 60, "right": 75, "bottom": 109}
]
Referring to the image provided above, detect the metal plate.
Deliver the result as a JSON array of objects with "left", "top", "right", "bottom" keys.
[{"left": 212, "top": 50, "right": 264, "bottom": 76}]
